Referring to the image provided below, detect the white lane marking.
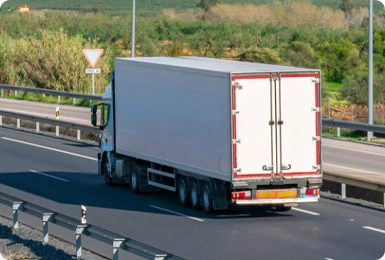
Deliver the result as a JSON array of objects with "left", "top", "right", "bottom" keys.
[
  {"left": 363, "top": 226, "right": 385, "bottom": 234},
  {"left": 1, "top": 137, "right": 97, "bottom": 161},
  {"left": 150, "top": 205, "right": 204, "bottom": 222},
  {"left": 30, "top": 169, "right": 69, "bottom": 182},
  {"left": 323, "top": 163, "right": 383, "bottom": 176},
  {"left": 292, "top": 207, "right": 320, "bottom": 216},
  {"left": 323, "top": 144, "right": 385, "bottom": 157},
  {"left": 324, "top": 258, "right": 335, "bottom": 260}
]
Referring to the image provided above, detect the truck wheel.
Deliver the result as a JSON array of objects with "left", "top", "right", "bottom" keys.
[
  {"left": 102, "top": 158, "right": 112, "bottom": 186},
  {"left": 130, "top": 164, "right": 140, "bottom": 193},
  {"left": 178, "top": 178, "right": 190, "bottom": 207},
  {"left": 202, "top": 182, "right": 213, "bottom": 213},
  {"left": 190, "top": 181, "right": 200, "bottom": 209}
]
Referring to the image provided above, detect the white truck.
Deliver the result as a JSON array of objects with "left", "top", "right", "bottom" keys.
[{"left": 91, "top": 56, "right": 322, "bottom": 213}]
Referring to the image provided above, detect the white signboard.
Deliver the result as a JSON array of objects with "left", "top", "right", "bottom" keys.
[{"left": 86, "top": 68, "right": 101, "bottom": 74}]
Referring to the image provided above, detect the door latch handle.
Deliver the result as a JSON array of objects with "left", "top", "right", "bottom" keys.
[
  {"left": 263, "top": 165, "right": 273, "bottom": 171},
  {"left": 281, "top": 164, "right": 291, "bottom": 170}
]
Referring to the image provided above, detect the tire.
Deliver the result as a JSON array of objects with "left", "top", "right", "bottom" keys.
[
  {"left": 102, "top": 157, "right": 112, "bottom": 186},
  {"left": 202, "top": 182, "right": 213, "bottom": 213},
  {"left": 190, "top": 181, "right": 200, "bottom": 209},
  {"left": 130, "top": 164, "right": 140, "bottom": 193},
  {"left": 178, "top": 178, "right": 190, "bottom": 207}
]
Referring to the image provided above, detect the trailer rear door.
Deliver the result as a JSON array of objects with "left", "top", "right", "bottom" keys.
[{"left": 232, "top": 73, "right": 321, "bottom": 180}]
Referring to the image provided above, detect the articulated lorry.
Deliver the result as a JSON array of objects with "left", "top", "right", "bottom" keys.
[{"left": 91, "top": 56, "right": 322, "bottom": 213}]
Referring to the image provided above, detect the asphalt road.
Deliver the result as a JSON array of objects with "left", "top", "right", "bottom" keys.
[
  {"left": 1, "top": 97, "right": 385, "bottom": 182},
  {"left": 1, "top": 127, "right": 385, "bottom": 260}
]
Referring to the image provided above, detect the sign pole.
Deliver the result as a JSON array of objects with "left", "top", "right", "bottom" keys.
[
  {"left": 92, "top": 73, "right": 95, "bottom": 95},
  {"left": 82, "top": 49, "right": 104, "bottom": 96}
]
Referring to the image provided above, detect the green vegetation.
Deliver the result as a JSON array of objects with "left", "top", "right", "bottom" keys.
[
  {"left": 3, "top": 0, "right": 385, "bottom": 15},
  {"left": 1, "top": 0, "right": 385, "bottom": 116}
]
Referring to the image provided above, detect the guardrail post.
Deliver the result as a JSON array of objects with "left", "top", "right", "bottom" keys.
[
  {"left": 76, "top": 224, "right": 88, "bottom": 259},
  {"left": 0, "top": 115, "right": 2, "bottom": 126},
  {"left": 36, "top": 122, "right": 40, "bottom": 132},
  {"left": 77, "top": 130, "right": 81, "bottom": 141},
  {"left": 341, "top": 183, "right": 346, "bottom": 199},
  {"left": 17, "top": 118, "right": 20, "bottom": 129},
  {"left": 113, "top": 238, "right": 125, "bottom": 260},
  {"left": 56, "top": 126, "right": 59, "bottom": 136},
  {"left": 12, "top": 202, "right": 23, "bottom": 229},
  {"left": 383, "top": 192, "right": 385, "bottom": 208},
  {"left": 337, "top": 127, "right": 341, "bottom": 137},
  {"left": 43, "top": 213, "right": 53, "bottom": 244}
]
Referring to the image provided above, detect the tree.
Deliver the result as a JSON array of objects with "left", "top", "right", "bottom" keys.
[
  {"left": 196, "top": 0, "right": 221, "bottom": 13},
  {"left": 238, "top": 47, "right": 281, "bottom": 64},
  {"left": 339, "top": 0, "right": 355, "bottom": 18}
]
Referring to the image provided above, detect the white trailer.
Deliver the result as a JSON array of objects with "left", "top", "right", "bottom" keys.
[{"left": 91, "top": 56, "right": 322, "bottom": 212}]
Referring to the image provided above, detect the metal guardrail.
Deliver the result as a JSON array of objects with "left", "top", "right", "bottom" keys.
[
  {"left": 0, "top": 84, "right": 102, "bottom": 101},
  {"left": 322, "top": 118, "right": 385, "bottom": 134},
  {"left": 0, "top": 109, "right": 100, "bottom": 141},
  {"left": 323, "top": 171, "right": 385, "bottom": 207},
  {"left": 0, "top": 192, "right": 185, "bottom": 260}
]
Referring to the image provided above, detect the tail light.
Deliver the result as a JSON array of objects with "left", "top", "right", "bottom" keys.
[
  {"left": 306, "top": 188, "right": 320, "bottom": 196},
  {"left": 232, "top": 191, "right": 252, "bottom": 201}
]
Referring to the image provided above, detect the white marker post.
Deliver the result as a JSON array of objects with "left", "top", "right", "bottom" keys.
[{"left": 82, "top": 49, "right": 104, "bottom": 95}]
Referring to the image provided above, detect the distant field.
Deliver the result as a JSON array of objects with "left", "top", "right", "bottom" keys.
[{"left": 3, "top": 0, "right": 385, "bottom": 15}]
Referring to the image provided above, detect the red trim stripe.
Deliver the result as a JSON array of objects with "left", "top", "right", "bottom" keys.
[
  {"left": 235, "top": 173, "right": 271, "bottom": 178},
  {"left": 232, "top": 84, "right": 238, "bottom": 172},
  {"left": 235, "top": 171, "right": 319, "bottom": 178},
  {"left": 280, "top": 73, "right": 319, "bottom": 78},
  {"left": 232, "top": 75, "right": 270, "bottom": 80}
]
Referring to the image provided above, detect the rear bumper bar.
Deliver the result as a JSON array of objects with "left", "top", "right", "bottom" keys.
[{"left": 234, "top": 196, "right": 319, "bottom": 205}]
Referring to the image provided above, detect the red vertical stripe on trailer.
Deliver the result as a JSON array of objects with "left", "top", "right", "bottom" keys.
[
  {"left": 232, "top": 83, "right": 237, "bottom": 170},
  {"left": 315, "top": 77, "right": 320, "bottom": 168}
]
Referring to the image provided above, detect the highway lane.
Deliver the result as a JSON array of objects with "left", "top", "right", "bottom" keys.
[
  {"left": 1, "top": 127, "right": 385, "bottom": 260},
  {"left": 2, "top": 97, "right": 385, "bottom": 182}
]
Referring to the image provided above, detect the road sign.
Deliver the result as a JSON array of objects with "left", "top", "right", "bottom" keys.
[
  {"left": 85, "top": 68, "right": 101, "bottom": 74},
  {"left": 82, "top": 49, "right": 103, "bottom": 68}
]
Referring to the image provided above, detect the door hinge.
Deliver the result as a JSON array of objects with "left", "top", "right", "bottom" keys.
[
  {"left": 312, "top": 136, "right": 321, "bottom": 141},
  {"left": 311, "top": 107, "right": 320, "bottom": 112},
  {"left": 233, "top": 139, "right": 241, "bottom": 144},
  {"left": 312, "top": 78, "right": 320, "bottom": 83},
  {"left": 312, "top": 165, "right": 321, "bottom": 170},
  {"left": 234, "top": 168, "right": 242, "bottom": 173},
  {"left": 232, "top": 81, "right": 243, "bottom": 89},
  {"left": 232, "top": 110, "right": 240, "bottom": 115}
]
